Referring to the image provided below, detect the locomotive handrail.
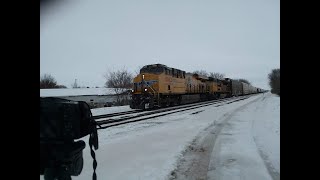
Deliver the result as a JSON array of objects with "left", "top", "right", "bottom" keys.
[{"left": 146, "top": 83, "right": 160, "bottom": 106}]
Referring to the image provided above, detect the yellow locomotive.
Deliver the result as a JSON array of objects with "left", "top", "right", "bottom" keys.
[
  {"left": 131, "top": 64, "right": 187, "bottom": 109},
  {"left": 130, "top": 64, "right": 218, "bottom": 109}
]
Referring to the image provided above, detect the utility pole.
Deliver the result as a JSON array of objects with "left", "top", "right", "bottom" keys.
[{"left": 72, "top": 79, "right": 78, "bottom": 88}]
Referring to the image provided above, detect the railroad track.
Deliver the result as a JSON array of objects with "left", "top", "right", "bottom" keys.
[
  {"left": 94, "top": 97, "right": 235, "bottom": 123},
  {"left": 95, "top": 95, "right": 253, "bottom": 129},
  {"left": 93, "top": 109, "right": 143, "bottom": 119}
]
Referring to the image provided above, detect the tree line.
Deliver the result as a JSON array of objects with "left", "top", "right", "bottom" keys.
[
  {"left": 193, "top": 70, "right": 251, "bottom": 85},
  {"left": 41, "top": 68, "right": 253, "bottom": 105},
  {"left": 40, "top": 74, "right": 66, "bottom": 89}
]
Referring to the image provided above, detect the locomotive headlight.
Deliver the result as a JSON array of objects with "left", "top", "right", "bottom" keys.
[
  {"left": 144, "top": 88, "right": 147, "bottom": 92},
  {"left": 142, "top": 74, "right": 145, "bottom": 79}
]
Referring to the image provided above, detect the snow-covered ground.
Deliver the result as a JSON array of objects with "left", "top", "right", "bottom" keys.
[
  {"left": 90, "top": 105, "right": 132, "bottom": 116},
  {"left": 40, "top": 92, "right": 279, "bottom": 180},
  {"left": 207, "top": 93, "right": 280, "bottom": 180}
]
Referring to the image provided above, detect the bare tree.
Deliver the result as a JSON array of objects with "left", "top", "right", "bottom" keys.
[
  {"left": 40, "top": 74, "right": 58, "bottom": 89},
  {"left": 238, "top": 78, "right": 251, "bottom": 85},
  {"left": 55, "top": 85, "right": 67, "bottom": 88},
  {"left": 209, "top": 72, "right": 225, "bottom": 80},
  {"left": 134, "top": 66, "right": 143, "bottom": 76},
  {"left": 268, "top": 68, "right": 280, "bottom": 96},
  {"left": 193, "top": 70, "right": 208, "bottom": 77},
  {"left": 105, "top": 68, "right": 133, "bottom": 105}
]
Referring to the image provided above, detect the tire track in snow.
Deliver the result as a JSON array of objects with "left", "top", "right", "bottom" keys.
[
  {"left": 207, "top": 95, "right": 276, "bottom": 180},
  {"left": 252, "top": 140, "right": 280, "bottom": 180},
  {"left": 169, "top": 96, "right": 262, "bottom": 180},
  {"left": 251, "top": 94, "right": 280, "bottom": 180}
]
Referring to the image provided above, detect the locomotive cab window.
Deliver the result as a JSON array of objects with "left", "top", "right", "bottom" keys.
[{"left": 140, "top": 66, "right": 164, "bottom": 74}]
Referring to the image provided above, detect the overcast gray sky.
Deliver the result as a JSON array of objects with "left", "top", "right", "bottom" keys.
[{"left": 40, "top": 0, "right": 279, "bottom": 90}]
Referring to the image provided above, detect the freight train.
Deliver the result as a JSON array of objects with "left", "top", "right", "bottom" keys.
[{"left": 130, "top": 64, "right": 264, "bottom": 110}]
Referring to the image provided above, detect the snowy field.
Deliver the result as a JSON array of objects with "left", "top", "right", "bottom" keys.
[
  {"left": 40, "top": 88, "right": 116, "bottom": 97},
  {"left": 91, "top": 105, "right": 132, "bottom": 116},
  {"left": 40, "top": 92, "right": 279, "bottom": 180}
]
